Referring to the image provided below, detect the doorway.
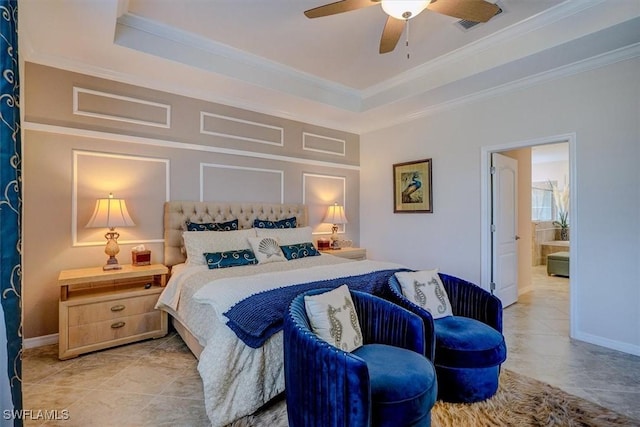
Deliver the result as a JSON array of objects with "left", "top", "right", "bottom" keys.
[{"left": 480, "top": 133, "right": 577, "bottom": 338}]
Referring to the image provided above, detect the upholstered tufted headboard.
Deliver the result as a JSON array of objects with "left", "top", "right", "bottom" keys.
[{"left": 164, "top": 201, "right": 308, "bottom": 267}]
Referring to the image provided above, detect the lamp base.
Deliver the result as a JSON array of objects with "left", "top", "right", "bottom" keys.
[
  {"left": 103, "top": 256, "right": 122, "bottom": 271},
  {"left": 330, "top": 224, "right": 341, "bottom": 249},
  {"left": 103, "top": 231, "right": 122, "bottom": 270}
]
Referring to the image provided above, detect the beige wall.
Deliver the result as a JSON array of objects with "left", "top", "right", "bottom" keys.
[{"left": 23, "top": 63, "right": 360, "bottom": 339}]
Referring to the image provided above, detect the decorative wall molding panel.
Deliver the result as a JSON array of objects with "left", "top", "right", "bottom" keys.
[
  {"left": 72, "top": 150, "right": 170, "bottom": 246},
  {"left": 302, "top": 173, "right": 347, "bottom": 235},
  {"left": 200, "top": 111, "right": 284, "bottom": 146},
  {"left": 73, "top": 87, "right": 171, "bottom": 128},
  {"left": 303, "top": 132, "right": 346, "bottom": 157},
  {"left": 200, "top": 163, "right": 284, "bottom": 203}
]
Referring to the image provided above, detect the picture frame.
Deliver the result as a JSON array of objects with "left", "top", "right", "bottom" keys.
[{"left": 393, "top": 158, "right": 433, "bottom": 213}]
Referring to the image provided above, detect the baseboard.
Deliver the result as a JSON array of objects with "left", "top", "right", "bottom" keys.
[
  {"left": 518, "top": 285, "right": 534, "bottom": 296},
  {"left": 573, "top": 330, "right": 640, "bottom": 357},
  {"left": 23, "top": 333, "right": 58, "bottom": 349}
]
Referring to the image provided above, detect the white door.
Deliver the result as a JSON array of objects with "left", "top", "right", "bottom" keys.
[{"left": 491, "top": 153, "right": 518, "bottom": 307}]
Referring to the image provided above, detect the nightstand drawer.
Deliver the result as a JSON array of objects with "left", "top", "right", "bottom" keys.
[
  {"left": 68, "top": 293, "right": 159, "bottom": 326},
  {"left": 68, "top": 311, "right": 163, "bottom": 349}
]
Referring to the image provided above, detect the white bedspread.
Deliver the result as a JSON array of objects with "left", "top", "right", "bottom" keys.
[
  {"left": 193, "top": 259, "right": 404, "bottom": 323},
  {"left": 156, "top": 254, "right": 403, "bottom": 427}
]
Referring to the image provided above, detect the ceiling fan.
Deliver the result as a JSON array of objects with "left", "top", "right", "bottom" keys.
[{"left": 304, "top": 0, "right": 500, "bottom": 54}]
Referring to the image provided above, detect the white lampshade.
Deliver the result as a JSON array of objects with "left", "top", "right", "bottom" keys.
[
  {"left": 86, "top": 193, "right": 135, "bottom": 229},
  {"left": 323, "top": 203, "right": 348, "bottom": 225},
  {"left": 381, "top": 0, "right": 429, "bottom": 20}
]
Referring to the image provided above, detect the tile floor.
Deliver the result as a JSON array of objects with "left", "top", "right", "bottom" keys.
[
  {"left": 22, "top": 334, "right": 208, "bottom": 426},
  {"left": 502, "top": 266, "right": 640, "bottom": 421},
  {"left": 22, "top": 266, "right": 640, "bottom": 426}
]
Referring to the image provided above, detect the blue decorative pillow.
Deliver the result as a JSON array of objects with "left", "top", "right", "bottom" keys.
[
  {"left": 280, "top": 242, "right": 320, "bottom": 260},
  {"left": 253, "top": 217, "right": 297, "bottom": 229},
  {"left": 204, "top": 249, "right": 257, "bottom": 269},
  {"left": 186, "top": 219, "right": 238, "bottom": 232}
]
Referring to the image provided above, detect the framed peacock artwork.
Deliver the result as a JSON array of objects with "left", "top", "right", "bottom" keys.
[{"left": 393, "top": 158, "right": 433, "bottom": 213}]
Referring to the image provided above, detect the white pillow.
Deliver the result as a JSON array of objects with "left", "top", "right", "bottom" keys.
[
  {"left": 247, "top": 236, "right": 287, "bottom": 264},
  {"left": 304, "top": 285, "right": 363, "bottom": 352},
  {"left": 394, "top": 269, "right": 453, "bottom": 319},
  {"left": 182, "top": 229, "right": 256, "bottom": 266},
  {"left": 256, "top": 226, "right": 313, "bottom": 246}
]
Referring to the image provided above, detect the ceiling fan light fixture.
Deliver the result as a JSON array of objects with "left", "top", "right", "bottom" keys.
[{"left": 381, "top": 0, "right": 429, "bottom": 20}]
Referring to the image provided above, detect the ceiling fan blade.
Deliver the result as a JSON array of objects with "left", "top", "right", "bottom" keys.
[
  {"left": 379, "top": 16, "right": 405, "bottom": 54},
  {"left": 304, "top": 0, "right": 379, "bottom": 19},
  {"left": 427, "top": 0, "right": 499, "bottom": 23}
]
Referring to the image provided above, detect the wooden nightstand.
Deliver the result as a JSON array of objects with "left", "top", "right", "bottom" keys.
[
  {"left": 320, "top": 247, "right": 367, "bottom": 261},
  {"left": 58, "top": 264, "right": 169, "bottom": 360}
]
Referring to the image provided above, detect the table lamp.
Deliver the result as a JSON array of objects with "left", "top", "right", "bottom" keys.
[
  {"left": 323, "top": 202, "right": 348, "bottom": 249},
  {"left": 86, "top": 193, "right": 135, "bottom": 270}
]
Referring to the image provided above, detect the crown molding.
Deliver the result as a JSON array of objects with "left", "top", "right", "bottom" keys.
[
  {"left": 116, "top": 0, "right": 608, "bottom": 113},
  {"left": 117, "top": 0, "right": 636, "bottom": 116},
  {"left": 357, "top": 42, "right": 640, "bottom": 134},
  {"left": 115, "top": 13, "right": 362, "bottom": 112}
]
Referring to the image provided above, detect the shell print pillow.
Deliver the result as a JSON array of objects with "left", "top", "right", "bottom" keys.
[{"left": 247, "top": 236, "right": 287, "bottom": 264}]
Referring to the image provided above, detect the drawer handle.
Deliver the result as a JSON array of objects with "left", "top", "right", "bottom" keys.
[
  {"left": 110, "top": 304, "right": 125, "bottom": 312},
  {"left": 111, "top": 321, "right": 126, "bottom": 329}
]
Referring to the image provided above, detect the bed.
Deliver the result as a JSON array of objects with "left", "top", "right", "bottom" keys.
[{"left": 156, "top": 201, "right": 406, "bottom": 426}]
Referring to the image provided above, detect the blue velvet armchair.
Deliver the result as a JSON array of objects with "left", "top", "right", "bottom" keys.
[
  {"left": 284, "top": 288, "right": 438, "bottom": 427},
  {"left": 387, "top": 273, "right": 507, "bottom": 403}
]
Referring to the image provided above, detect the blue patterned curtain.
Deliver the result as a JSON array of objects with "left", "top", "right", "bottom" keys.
[{"left": 0, "top": 0, "right": 21, "bottom": 425}]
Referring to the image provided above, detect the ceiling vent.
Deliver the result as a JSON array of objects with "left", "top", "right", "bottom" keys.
[{"left": 456, "top": 4, "right": 503, "bottom": 31}]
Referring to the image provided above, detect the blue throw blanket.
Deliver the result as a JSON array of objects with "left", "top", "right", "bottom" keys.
[{"left": 224, "top": 268, "right": 408, "bottom": 348}]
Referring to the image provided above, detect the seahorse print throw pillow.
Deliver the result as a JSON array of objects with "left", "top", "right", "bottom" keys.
[
  {"left": 394, "top": 269, "right": 453, "bottom": 319},
  {"left": 304, "top": 285, "right": 363, "bottom": 352}
]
